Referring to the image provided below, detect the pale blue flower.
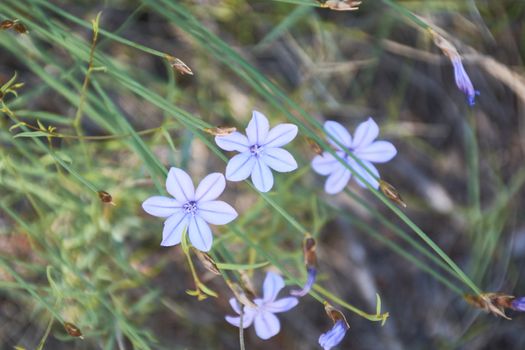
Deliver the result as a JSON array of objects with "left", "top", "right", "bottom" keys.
[
  {"left": 318, "top": 320, "right": 349, "bottom": 350},
  {"left": 215, "top": 110, "right": 298, "bottom": 192},
  {"left": 142, "top": 167, "right": 238, "bottom": 252},
  {"left": 312, "top": 118, "right": 397, "bottom": 194},
  {"left": 225, "top": 271, "right": 298, "bottom": 340},
  {"left": 451, "top": 57, "right": 479, "bottom": 106},
  {"left": 511, "top": 297, "right": 525, "bottom": 312}
]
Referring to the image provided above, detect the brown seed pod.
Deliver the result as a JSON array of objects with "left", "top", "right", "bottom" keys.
[
  {"left": 63, "top": 322, "right": 84, "bottom": 339},
  {"left": 379, "top": 180, "right": 407, "bottom": 208},
  {"left": 0, "top": 20, "right": 15, "bottom": 30},
  {"left": 13, "top": 22, "right": 28, "bottom": 34},
  {"left": 193, "top": 249, "right": 221, "bottom": 275},
  {"left": 306, "top": 137, "right": 323, "bottom": 155},
  {"left": 204, "top": 126, "right": 237, "bottom": 136},
  {"left": 323, "top": 302, "right": 350, "bottom": 328},
  {"left": 97, "top": 190, "right": 114, "bottom": 205},
  {"left": 165, "top": 55, "right": 193, "bottom": 75}
]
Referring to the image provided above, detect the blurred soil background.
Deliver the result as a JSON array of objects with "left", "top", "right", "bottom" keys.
[{"left": 1, "top": 0, "right": 525, "bottom": 349}]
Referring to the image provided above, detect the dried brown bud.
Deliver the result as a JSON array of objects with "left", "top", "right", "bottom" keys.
[
  {"left": 306, "top": 137, "right": 323, "bottom": 155},
  {"left": 0, "top": 20, "right": 15, "bottom": 30},
  {"left": 464, "top": 293, "right": 514, "bottom": 320},
  {"left": 323, "top": 302, "right": 350, "bottom": 328},
  {"left": 165, "top": 55, "right": 193, "bottom": 75},
  {"left": 13, "top": 22, "right": 28, "bottom": 34},
  {"left": 303, "top": 235, "right": 317, "bottom": 268},
  {"left": 428, "top": 29, "right": 460, "bottom": 61},
  {"left": 318, "top": 0, "right": 362, "bottom": 11},
  {"left": 63, "top": 322, "right": 84, "bottom": 339},
  {"left": 193, "top": 249, "right": 221, "bottom": 275},
  {"left": 379, "top": 180, "right": 406, "bottom": 208},
  {"left": 97, "top": 190, "right": 114, "bottom": 205},
  {"left": 204, "top": 126, "right": 237, "bottom": 136}
]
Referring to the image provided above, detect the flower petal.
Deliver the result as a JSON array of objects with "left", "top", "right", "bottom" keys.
[
  {"left": 161, "top": 211, "right": 188, "bottom": 246},
  {"left": 251, "top": 159, "right": 274, "bottom": 192},
  {"left": 351, "top": 160, "right": 380, "bottom": 189},
  {"left": 319, "top": 320, "right": 348, "bottom": 350},
  {"left": 229, "top": 298, "right": 242, "bottom": 314},
  {"left": 324, "top": 120, "right": 352, "bottom": 149},
  {"left": 246, "top": 110, "right": 270, "bottom": 145},
  {"left": 263, "top": 123, "right": 298, "bottom": 148},
  {"left": 225, "top": 310, "right": 255, "bottom": 329},
  {"left": 187, "top": 215, "right": 213, "bottom": 252},
  {"left": 254, "top": 311, "right": 281, "bottom": 340},
  {"left": 198, "top": 200, "right": 238, "bottom": 225},
  {"left": 312, "top": 152, "right": 340, "bottom": 176},
  {"left": 324, "top": 167, "right": 351, "bottom": 195},
  {"left": 195, "top": 173, "right": 225, "bottom": 202},
  {"left": 142, "top": 196, "right": 182, "bottom": 217},
  {"left": 215, "top": 132, "right": 250, "bottom": 152},
  {"left": 262, "top": 148, "right": 298, "bottom": 173},
  {"left": 354, "top": 141, "right": 397, "bottom": 163},
  {"left": 352, "top": 117, "right": 379, "bottom": 149},
  {"left": 262, "top": 271, "right": 285, "bottom": 302},
  {"left": 452, "top": 57, "right": 478, "bottom": 106},
  {"left": 166, "top": 167, "right": 195, "bottom": 202},
  {"left": 266, "top": 297, "right": 298, "bottom": 313},
  {"left": 225, "top": 152, "right": 256, "bottom": 181}
]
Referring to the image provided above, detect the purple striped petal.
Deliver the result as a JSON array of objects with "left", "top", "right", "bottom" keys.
[
  {"left": 312, "top": 152, "right": 341, "bottom": 176},
  {"left": 324, "top": 121, "right": 352, "bottom": 150},
  {"left": 215, "top": 132, "right": 250, "bottom": 152},
  {"left": 351, "top": 160, "right": 380, "bottom": 189},
  {"left": 262, "top": 272, "right": 285, "bottom": 302},
  {"left": 352, "top": 117, "right": 379, "bottom": 149},
  {"left": 198, "top": 200, "right": 238, "bottom": 225},
  {"left": 166, "top": 167, "right": 195, "bottom": 202},
  {"left": 263, "top": 123, "right": 298, "bottom": 148},
  {"left": 195, "top": 173, "right": 225, "bottom": 202},
  {"left": 262, "top": 148, "right": 297, "bottom": 173},
  {"left": 254, "top": 311, "right": 281, "bottom": 340},
  {"left": 324, "top": 167, "right": 351, "bottom": 195},
  {"left": 266, "top": 297, "right": 298, "bottom": 313},
  {"left": 246, "top": 110, "right": 269, "bottom": 145},
  {"left": 142, "top": 196, "right": 182, "bottom": 217},
  {"left": 251, "top": 159, "right": 274, "bottom": 192},
  {"left": 187, "top": 215, "right": 213, "bottom": 252},
  {"left": 225, "top": 152, "right": 256, "bottom": 181},
  {"left": 354, "top": 140, "right": 397, "bottom": 163},
  {"left": 161, "top": 211, "right": 188, "bottom": 246}
]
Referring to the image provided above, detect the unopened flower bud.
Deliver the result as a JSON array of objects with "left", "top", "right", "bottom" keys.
[
  {"left": 0, "top": 20, "right": 15, "bottom": 30},
  {"left": 97, "top": 190, "right": 115, "bottom": 205},
  {"left": 165, "top": 55, "right": 193, "bottom": 75},
  {"left": 193, "top": 249, "right": 221, "bottom": 275}
]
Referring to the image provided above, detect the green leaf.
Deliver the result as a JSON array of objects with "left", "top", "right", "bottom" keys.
[
  {"left": 13, "top": 131, "right": 50, "bottom": 138},
  {"left": 216, "top": 261, "right": 269, "bottom": 271}
]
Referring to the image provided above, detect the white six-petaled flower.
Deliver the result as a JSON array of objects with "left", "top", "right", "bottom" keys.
[
  {"left": 142, "top": 167, "right": 238, "bottom": 252},
  {"left": 312, "top": 117, "right": 397, "bottom": 194},
  {"left": 225, "top": 271, "right": 298, "bottom": 340},
  {"left": 215, "top": 110, "right": 298, "bottom": 192}
]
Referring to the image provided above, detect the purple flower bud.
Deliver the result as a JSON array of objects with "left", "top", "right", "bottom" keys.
[
  {"left": 318, "top": 319, "right": 349, "bottom": 350},
  {"left": 291, "top": 267, "right": 317, "bottom": 297},
  {"left": 451, "top": 57, "right": 479, "bottom": 106},
  {"left": 511, "top": 297, "right": 525, "bottom": 312}
]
